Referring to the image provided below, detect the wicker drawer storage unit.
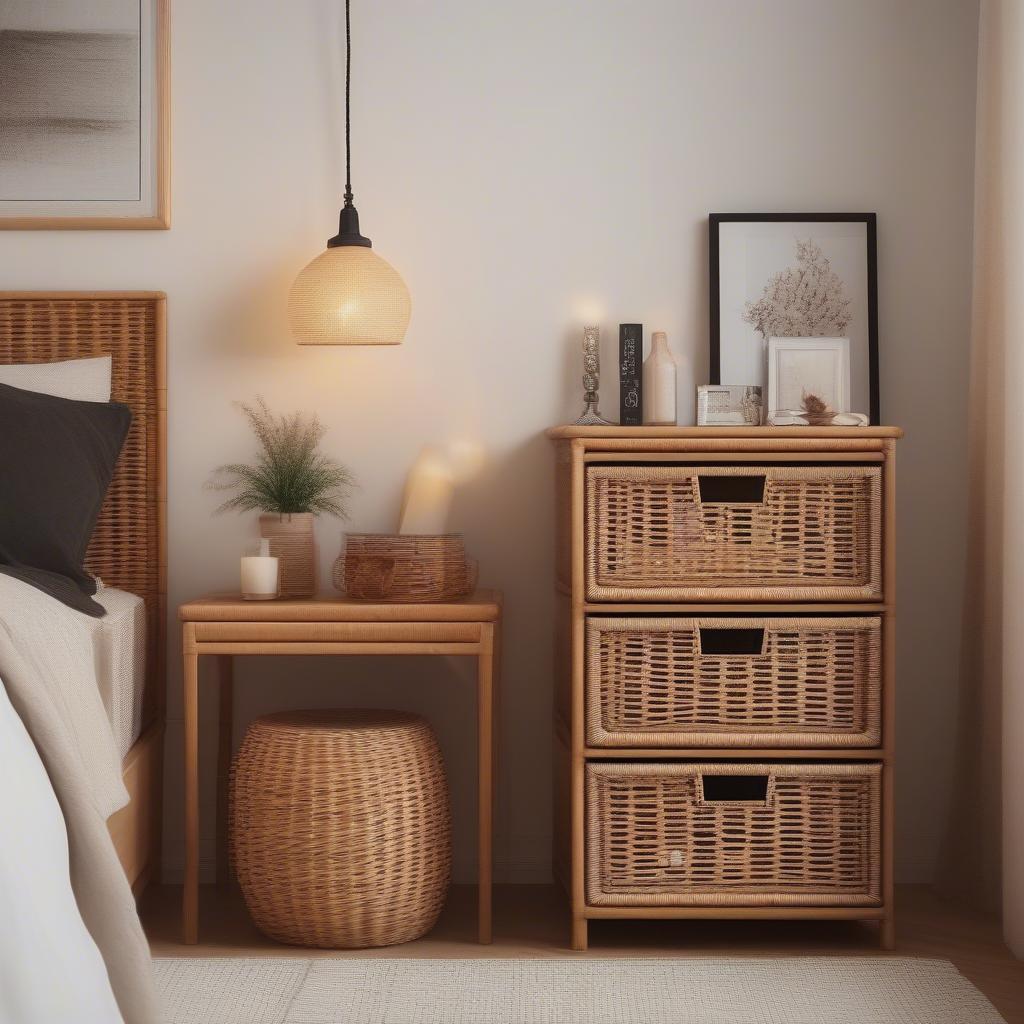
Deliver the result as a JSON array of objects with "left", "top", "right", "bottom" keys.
[{"left": 549, "top": 425, "right": 900, "bottom": 951}]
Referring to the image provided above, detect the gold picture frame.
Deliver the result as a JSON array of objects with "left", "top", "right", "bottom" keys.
[{"left": 0, "top": 0, "right": 170, "bottom": 230}]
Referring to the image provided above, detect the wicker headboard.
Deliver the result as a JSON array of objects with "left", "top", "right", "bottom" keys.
[{"left": 0, "top": 292, "right": 167, "bottom": 723}]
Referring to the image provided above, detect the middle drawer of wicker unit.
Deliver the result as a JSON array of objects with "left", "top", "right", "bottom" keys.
[{"left": 586, "top": 616, "right": 882, "bottom": 748}]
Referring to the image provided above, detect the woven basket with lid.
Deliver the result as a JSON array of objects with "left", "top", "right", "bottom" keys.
[{"left": 230, "top": 709, "right": 451, "bottom": 948}]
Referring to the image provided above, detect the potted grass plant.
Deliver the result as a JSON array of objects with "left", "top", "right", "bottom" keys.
[{"left": 209, "top": 398, "right": 355, "bottom": 597}]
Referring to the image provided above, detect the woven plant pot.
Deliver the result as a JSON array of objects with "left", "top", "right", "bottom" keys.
[
  {"left": 259, "top": 513, "right": 316, "bottom": 598},
  {"left": 230, "top": 709, "right": 451, "bottom": 948}
]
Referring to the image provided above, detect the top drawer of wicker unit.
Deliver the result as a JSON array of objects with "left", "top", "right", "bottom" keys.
[{"left": 585, "top": 464, "right": 883, "bottom": 601}]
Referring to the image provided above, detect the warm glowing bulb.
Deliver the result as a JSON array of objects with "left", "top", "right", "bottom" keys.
[{"left": 288, "top": 246, "right": 411, "bottom": 346}]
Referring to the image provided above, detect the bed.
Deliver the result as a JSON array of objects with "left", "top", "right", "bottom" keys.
[{"left": 0, "top": 291, "right": 166, "bottom": 898}]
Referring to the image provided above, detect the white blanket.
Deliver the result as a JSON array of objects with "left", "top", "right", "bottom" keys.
[
  {"left": 0, "top": 683, "right": 124, "bottom": 1023},
  {"left": 0, "top": 576, "right": 157, "bottom": 1024}
]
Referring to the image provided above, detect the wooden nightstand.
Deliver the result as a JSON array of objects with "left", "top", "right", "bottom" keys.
[{"left": 178, "top": 590, "right": 502, "bottom": 946}]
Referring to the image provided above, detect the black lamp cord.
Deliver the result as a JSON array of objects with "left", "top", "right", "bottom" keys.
[
  {"left": 344, "top": 0, "right": 353, "bottom": 209},
  {"left": 327, "top": 0, "right": 370, "bottom": 247}
]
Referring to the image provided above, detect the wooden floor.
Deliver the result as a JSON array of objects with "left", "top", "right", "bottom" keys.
[{"left": 143, "top": 883, "right": 1024, "bottom": 1022}]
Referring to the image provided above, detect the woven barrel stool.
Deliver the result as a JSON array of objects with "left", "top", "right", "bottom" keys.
[{"left": 230, "top": 709, "right": 451, "bottom": 948}]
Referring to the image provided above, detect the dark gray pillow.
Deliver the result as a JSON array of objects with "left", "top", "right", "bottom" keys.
[{"left": 0, "top": 381, "right": 131, "bottom": 616}]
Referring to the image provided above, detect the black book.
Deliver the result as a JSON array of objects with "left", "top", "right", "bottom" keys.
[{"left": 619, "top": 323, "right": 643, "bottom": 425}]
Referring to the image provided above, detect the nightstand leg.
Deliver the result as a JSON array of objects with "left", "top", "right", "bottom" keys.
[
  {"left": 477, "top": 627, "right": 494, "bottom": 944},
  {"left": 880, "top": 916, "right": 896, "bottom": 950},
  {"left": 183, "top": 648, "right": 200, "bottom": 944},
  {"left": 216, "top": 655, "right": 234, "bottom": 888}
]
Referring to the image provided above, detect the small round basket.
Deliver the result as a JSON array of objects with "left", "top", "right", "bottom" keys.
[
  {"left": 335, "top": 533, "right": 476, "bottom": 602},
  {"left": 230, "top": 709, "right": 451, "bottom": 948}
]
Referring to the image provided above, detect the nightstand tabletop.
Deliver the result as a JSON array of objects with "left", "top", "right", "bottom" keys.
[{"left": 179, "top": 589, "right": 502, "bottom": 622}]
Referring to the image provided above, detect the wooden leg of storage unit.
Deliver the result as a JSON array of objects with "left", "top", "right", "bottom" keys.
[
  {"left": 571, "top": 915, "right": 588, "bottom": 951},
  {"left": 880, "top": 916, "right": 896, "bottom": 950}
]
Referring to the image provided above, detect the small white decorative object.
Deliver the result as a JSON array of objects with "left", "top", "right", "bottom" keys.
[
  {"left": 398, "top": 447, "right": 455, "bottom": 535},
  {"left": 697, "top": 385, "right": 763, "bottom": 426},
  {"left": 643, "top": 331, "right": 678, "bottom": 425},
  {"left": 241, "top": 539, "right": 279, "bottom": 600},
  {"left": 767, "top": 337, "right": 851, "bottom": 416}
]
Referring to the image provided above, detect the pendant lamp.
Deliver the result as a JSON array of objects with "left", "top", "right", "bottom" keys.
[{"left": 288, "top": 0, "right": 411, "bottom": 346}]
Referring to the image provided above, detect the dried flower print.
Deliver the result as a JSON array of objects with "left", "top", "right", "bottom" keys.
[{"left": 743, "top": 239, "right": 853, "bottom": 341}]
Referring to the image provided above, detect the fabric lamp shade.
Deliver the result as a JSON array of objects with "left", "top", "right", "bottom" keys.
[{"left": 289, "top": 246, "right": 411, "bottom": 346}]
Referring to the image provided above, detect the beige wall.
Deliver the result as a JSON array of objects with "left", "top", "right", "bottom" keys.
[{"left": 0, "top": 0, "right": 978, "bottom": 884}]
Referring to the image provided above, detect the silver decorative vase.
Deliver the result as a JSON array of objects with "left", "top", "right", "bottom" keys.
[{"left": 574, "top": 324, "right": 612, "bottom": 425}]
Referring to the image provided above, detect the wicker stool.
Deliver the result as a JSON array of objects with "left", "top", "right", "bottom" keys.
[{"left": 230, "top": 709, "right": 451, "bottom": 948}]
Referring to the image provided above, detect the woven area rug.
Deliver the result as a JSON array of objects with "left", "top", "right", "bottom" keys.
[{"left": 154, "top": 957, "right": 1006, "bottom": 1023}]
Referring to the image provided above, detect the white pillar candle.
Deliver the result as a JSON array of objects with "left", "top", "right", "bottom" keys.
[
  {"left": 398, "top": 448, "right": 455, "bottom": 535},
  {"left": 241, "top": 539, "right": 279, "bottom": 600}
]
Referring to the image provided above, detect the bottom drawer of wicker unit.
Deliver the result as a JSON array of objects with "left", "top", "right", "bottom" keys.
[{"left": 585, "top": 761, "right": 882, "bottom": 907}]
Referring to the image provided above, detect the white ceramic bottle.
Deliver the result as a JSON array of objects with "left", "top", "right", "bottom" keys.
[{"left": 643, "top": 331, "right": 678, "bottom": 425}]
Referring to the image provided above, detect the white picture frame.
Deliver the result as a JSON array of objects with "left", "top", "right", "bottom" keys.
[
  {"left": 696, "top": 385, "right": 763, "bottom": 426},
  {"left": 767, "top": 337, "right": 851, "bottom": 415}
]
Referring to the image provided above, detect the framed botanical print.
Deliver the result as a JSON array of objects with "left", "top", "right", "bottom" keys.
[
  {"left": 709, "top": 213, "right": 878, "bottom": 424},
  {"left": 0, "top": 0, "right": 170, "bottom": 229}
]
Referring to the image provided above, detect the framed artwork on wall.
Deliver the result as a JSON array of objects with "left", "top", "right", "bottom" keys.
[
  {"left": 709, "top": 213, "right": 878, "bottom": 424},
  {"left": 0, "top": 0, "right": 170, "bottom": 230}
]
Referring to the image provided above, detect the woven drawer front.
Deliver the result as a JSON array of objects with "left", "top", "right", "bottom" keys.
[
  {"left": 586, "top": 762, "right": 881, "bottom": 907},
  {"left": 586, "top": 464, "right": 882, "bottom": 600},
  {"left": 586, "top": 616, "right": 881, "bottom": 747}
]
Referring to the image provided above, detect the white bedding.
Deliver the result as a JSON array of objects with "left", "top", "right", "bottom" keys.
[
  {"left": 0, "top": 576, "right": 127, "bottom": 815},
  {"left": 92, "top": 587, "right": 147, "bottom": 759},
  {"left": 0, "top": 682, "right": 124, "bottom": 1023},
  {"left": 0, "top": 574, "right": 157, "bottom": 1023}
]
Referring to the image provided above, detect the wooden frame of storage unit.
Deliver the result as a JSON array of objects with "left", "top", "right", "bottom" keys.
[{"left": 548, "top": 425, "right": 901, "bottom": 951}]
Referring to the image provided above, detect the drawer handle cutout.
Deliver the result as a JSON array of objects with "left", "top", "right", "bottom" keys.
[
  {"left": 697, "top": 475, "right": 766, "bottom": 504},
  {"left": 698, "top": 627, "right": 765, "bottom": 656},
  {"left": 699, "top": 774, "right": 772, "bottom": 805}
]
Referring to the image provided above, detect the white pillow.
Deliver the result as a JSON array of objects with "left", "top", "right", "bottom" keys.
[{"left": 0, "top": 355, "right": 112, "bottom": 402}]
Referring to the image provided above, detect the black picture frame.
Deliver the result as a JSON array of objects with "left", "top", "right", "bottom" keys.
[{"left": 709, "top": 212, "right": 879, "bottom": 425}]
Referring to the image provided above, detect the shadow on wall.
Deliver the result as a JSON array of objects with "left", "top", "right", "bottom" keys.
[
  {"left": 205, "top": 261, "right": 296, "bottom": 359},
  {"left": 449, "top": 430, "right": 558, "bottom": 880}
]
